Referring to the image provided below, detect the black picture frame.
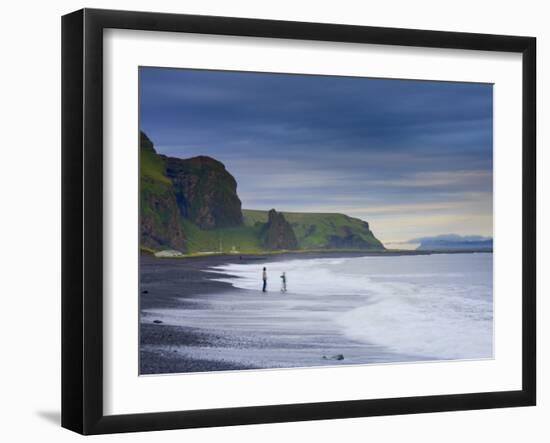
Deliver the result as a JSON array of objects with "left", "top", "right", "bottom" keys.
[{"left": 62, "top": 8, "right": 536, "bottom": 435}]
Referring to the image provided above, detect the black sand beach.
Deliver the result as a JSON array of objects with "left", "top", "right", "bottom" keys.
[
  {"left": 140, "top": 254, "right": 254, "bottom": 374},
  {"left": 140, "top": 250, "right": 492, "bottom": 375},
  {"left": 142, "top": 252, "right": 412, "bottom": 375},
  {"left": 140, "top": 252, "right": 392, "bottom": 375}
]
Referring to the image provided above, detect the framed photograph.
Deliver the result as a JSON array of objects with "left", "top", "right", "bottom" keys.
[{"left": 61, "top": 8, "right": 536, "bottom": 435}]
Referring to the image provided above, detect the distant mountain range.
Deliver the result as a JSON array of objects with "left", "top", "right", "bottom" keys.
[
  {"left": 140, "top": 132, "right": 385, "bottom": 254},
  {"left": 411, "top": 234, "right": 493, "bottom": 251}
]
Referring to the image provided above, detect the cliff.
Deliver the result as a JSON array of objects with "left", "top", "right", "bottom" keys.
[
  {"left": 164, "top": 155, "right": 243, "bottom": 229},
  {"left": 140, "top": 131, "right": 244, "bottom": 250},
  {"left": 140, "top": 131, "right": 385, "bottom": 253},
  {"left": 140, "top": 132, "right": 186, "bottom": 251},
  {"left": 244, "top": 210, "right": 385, "bottom": 251}
]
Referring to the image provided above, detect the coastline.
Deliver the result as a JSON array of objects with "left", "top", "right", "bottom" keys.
[
  {"left": 142, "top": 247, "right": 494, "bottom": 261},
  {"left": 140, "top": 254, "right": 258, "bottom": 374},
  {"left": 140, "top": 251, "right": 492, "bottom": 375},
  {"left": 139, "top": 252, "right": 373, "bottom": 375}
]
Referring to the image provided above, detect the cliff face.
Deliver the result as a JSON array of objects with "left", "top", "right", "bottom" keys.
[
  {"left": 140, "top": 131, "right": 244, "bottom": 251},
  {"left": 261, "top": 209, "right": 299, "bottom": 250},
  {"left": 140, "top": 190, "right": 187, "bottom": 250},
  {"left": 140, "top": 133, "right": 186, "bottom": 250},
  {"left": 164, "top": 155, "right": 243, "bottom": 230},
  {"left": 327, "top": 223, "right": 380, "bottom": 249}
]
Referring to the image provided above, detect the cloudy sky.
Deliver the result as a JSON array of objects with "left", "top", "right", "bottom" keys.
[{"left": 139, "top": 67, "right": 493, "bottom": 247}]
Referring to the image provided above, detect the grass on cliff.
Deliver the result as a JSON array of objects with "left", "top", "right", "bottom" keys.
[
  {"left": 181, "top": 209, "right": 386, "bottom": 255},
  {"left": 243, "top": 209, "right": 384, "bottom": 250},
  {"left": 181, "top": 218, "right": 265, "bottom": 253},
  {"left": 140, "top": 141, "right": 172, "bottom": 194}
]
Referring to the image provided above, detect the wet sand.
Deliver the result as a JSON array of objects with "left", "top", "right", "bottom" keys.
[
  {"left": 140, "top": 254, "right": 253, "bottom": 374},
  {"left": 139, "top": 252, "right": 426, "bottom": 375}
]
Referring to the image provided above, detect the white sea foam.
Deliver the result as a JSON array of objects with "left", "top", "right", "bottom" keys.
[{"left": 208, "top": 253, "right": 493, "bottom": 360}]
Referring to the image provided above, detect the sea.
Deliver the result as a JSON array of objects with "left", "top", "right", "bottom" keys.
[{"left": 142, "top": 253, "right": 493, "bottom": 370}]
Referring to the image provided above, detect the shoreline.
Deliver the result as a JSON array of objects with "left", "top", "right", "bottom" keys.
[
  {"left": 142, "top": 248, "right": 494, "bottom": 261},
  {"left": 140, "top": 255, "right": 254, "bottom": 374},
  {"left": 139, "top": 251, "right": 492, "bottom": 375}
]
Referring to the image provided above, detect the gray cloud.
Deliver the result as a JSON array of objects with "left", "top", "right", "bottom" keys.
[{"left": 140, "top": 68, "right": 493, "bottom": 243}]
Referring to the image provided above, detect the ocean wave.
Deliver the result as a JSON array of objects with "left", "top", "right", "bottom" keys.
[{"left": 210, "top": 254, "right": 493, "bottom": 360}]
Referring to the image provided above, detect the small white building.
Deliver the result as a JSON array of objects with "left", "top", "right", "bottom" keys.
[{"left": 154, "top": 249, "right": 184, "bottom": 258}]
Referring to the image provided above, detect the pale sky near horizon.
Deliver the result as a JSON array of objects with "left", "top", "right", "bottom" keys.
[{"left": 139, "top": 67, "right": 493, "bottom": 246}]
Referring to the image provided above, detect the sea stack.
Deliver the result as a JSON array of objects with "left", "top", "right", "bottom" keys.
[{"left": 262, "top": 209, "right": 299, "bottom": 250}]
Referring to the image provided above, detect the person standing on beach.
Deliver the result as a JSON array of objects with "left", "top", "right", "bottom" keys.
[
  {"left": 262, "top": 267, "right": 267, "bottom": 292},
  {"left": 280, "top": 272, "right": 287, "bottom": 293}
]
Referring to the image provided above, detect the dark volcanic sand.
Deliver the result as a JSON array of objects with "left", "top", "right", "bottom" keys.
[
  {"left": 140, "top": 252, "right": 396, "bottom": 375},
  {"left": 140, "top": 254, "right": 253, "bottom": 374},
  {"left": 139, "top": 250, "right": 483, "bottom": 375}
]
